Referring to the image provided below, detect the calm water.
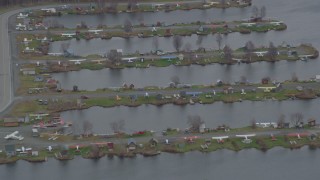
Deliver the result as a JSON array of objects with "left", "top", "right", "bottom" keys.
[
  {"left": 50, "top": 0, "right": 320, "bottom": 90},
  {"left": 61, "top": 99, "right": 320, "bottom": 134},
  {"left": 4, "top": 0, "right": 320, "bottom": 178},
  {"left": 1, "top": 147, "right": 320, "bottom": 180},
  {"left": 44, "top": 8, "right": 249, "bottom": 28},
  {"left": 54, "top": 60, "right": 318, "bottom": 90}
]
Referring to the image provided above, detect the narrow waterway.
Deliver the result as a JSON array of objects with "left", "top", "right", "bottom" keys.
[
  {"left": 61, "top": 99, "right": 319, "bottom": 134},
  {"left": 1, "top": 147, "right": 320, "bottom": 180}
]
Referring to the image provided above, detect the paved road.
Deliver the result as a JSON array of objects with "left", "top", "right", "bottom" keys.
[{"left": 0, "top": 10, "right": 13, "bottom": 113}]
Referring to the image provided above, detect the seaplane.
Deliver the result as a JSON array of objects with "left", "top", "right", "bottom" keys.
[
  {"left": 48, "top": 52, "right": 63, "bottom": 56},
  {"left": 4, "top": 131, "right": 24, "bottom": 141},
  {"left": 212, "top": 136, "right": 229, "bottom": 143},
  {"left": 61, "top": 33, "right": 76, "bottom": 38},
  {"left": 270, "top": 21, "right": 283, "bottom": 26},
  {"left": 254, "top": 51, "right": 268, "bottom": 57},
  {"left": 91, "top": 59, "right": 106, "bottom": 64},
  {"left": 69, "top": 59, "right": 86, "bottom": 65},
  {"left": 16, "top": 23, "right": 26, "bottom": 30},
  {"left": 256, "top": 122, "right": 277, "bottom": 128},
  {"left": 16, "top": 146, "right": 32, "bottom": 154},
  {"left": 40, "top": 8, "right": 56, "bottom": 13},
  {"left": 257, "top": 86, "right": 276, "bottom": 92},
  {"left": 29, "top": 113, "right": 49, "bottom": 120},
  {"left": 47, "top": 146, "right": 53, "bottom": 152},
  {"left": 88, "top": 29, "right": 103, "bottom": 34},
  {"left": 17, "top": 13, "right": 29, "bottom": 19},
  {"left": 299, "top": 55, "right": 313, "bottom": 61},
  {"left": 121, "top": 57, "right": 138, "bottom": 63},
  {"left": 23, "top": 38, "right": 32, "bottom": 43},
  {"left": 241, "top": 22, "right": 256, "bottom": 27},
  {"left": 236, "top": 134, "right": 256, "bottom": 144}
]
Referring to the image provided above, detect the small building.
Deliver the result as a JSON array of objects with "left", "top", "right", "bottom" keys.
[
  {"left": 107, "top": 142, "right": 114, "bottom": 149},
  {"left": 3, "top": 118, "right": 19, "bottom": 127},
  {"left": 261, "top": 77, "right": 270, "bottom": 84},
  {"left": 199, "top": 123, "right": 206, "bottom": 133},
  {"left": 32, "top": 151, "right": 39, "bottom": 156},
  {"left": 149, "top": 138, "right": 159, "bottom": 147},
  {"left": 127, "top": 138, "right": 137, "bottom": 151},
  {"left": 32, "top": 128, "right": 39, "bottom": 137},
  {"left": 178, "top": 54, "right": 184, "bottom": 61},
  {"left": 20, "top": 68, "right": 36, "bottom": 75},
  {"left": 308, "top": 119, "right": 316, "bottom": 127},
  {"left": 5, "top": 145, "right": 16, "bottom": 157}
]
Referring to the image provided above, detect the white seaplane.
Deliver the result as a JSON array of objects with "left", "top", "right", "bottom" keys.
[
  {"left": 256, "top": 122, "right": 277, "bottom": 128},
  {"left": 257, "top": 86, "right": 277, "bottom": 92},
  {"left": 29, "top": 113, "right": 49, "bottom": 120},
  {"left": 254, "top": 51, "right": 268, "bottom": 57},
  {"left": 212, "top": 136, "right": 229, "bottom": 143},
  {"left": 17, "top": 13, "right": 29, "bottom": 19},
  {"left": 4, "top": 131, "right": 24, "bottom": 141},
  {"left": 61, "top": 33, "right": 76, "bottom": 38},
  {"left": 88, "top": 29, "right": 103, "bottom": 34},
  {"left": 236, "top": 134, "right": 256, "bottom": 144},
  {"left": 69, "top": 59, "right": 86, "bottom": 64}
]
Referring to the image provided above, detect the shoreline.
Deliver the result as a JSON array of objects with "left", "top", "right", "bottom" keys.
[{"left": 1, "top": 131, "right": 320, "bottom": 165}]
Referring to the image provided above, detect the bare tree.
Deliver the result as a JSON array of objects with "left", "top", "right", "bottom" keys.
[
  {"left": 79, "top": 21, "right": 88, "bottom": 29},
  {"left": 252, "top": 5, "right": 259, "bottom": 18},
  {"left": 216, "top": 33, "right": 223, "bottom": 50},
  {"left": 60, "top": 42, "right": 70, "bottom": 53},
  {"left": 220, "top": 0, "right": 226, "bottom": 6},
  {"left": 90, "top": 144, "right": 100, "bottom": 158},
  {"left": 240, "top": 75, "right": 247, "bottom": 84},
  {"left": 196, "top": 36, "right": 203, "bottom": 49},
  {"left": 223, "top": 45, "right": 233, "bottom": 62},
  {"left": 267, "top": 42, "right": 278, "bottom": 61},
  {"left": 110, "top": 119, "right": 125, "bottom": 133},
  {"left": 291, "top": 72, "right": 298, "bottom": 82},
  {"left": 107, "top": 49, "right": 122, "bottom": 64},
  {"left": 127, "top": 0, "right": 139, "bottom": 11},
  {"left": 187, "top": 115, "right": 204, "bottom": 132},
  {"left": 107, "top": 1, "right": 118, "bottom": 11},
  {"left": 245, "top": 41, "right": 255, "bottom": 62},
  {"left": 170, "top": 75, "right": 180, "bottom": 86},
  {"left": 123, "top": 19, "right": 133, "bottom": 33},
  {"left": 173, "top": 35, "right": 183, "bottom": 52},
  {"left": 251, "top": 118, "right": 257, "bottom": 129},
  {"left": 260, "top": 6, "right": 266, "bottom": 19},
  {"left": 95, "top": 0, "right": 106, "bottom": 11},
  {"left": 290, "top": 113, "right": 304, "bottom": 127},
  {"left": 184, "top": 42, "right": 192, "bottom": 53},
  {"left": 277, "top": 114, "right": 286, "bottom": 128},
  {"left": 83, "top": 120, "right": 93, "bottom": 136},
  {"left": 152, "top": 36, "right": 159, "bottom": 51}
]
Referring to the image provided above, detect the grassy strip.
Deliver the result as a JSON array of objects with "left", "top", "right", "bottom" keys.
[{"left": 1, "top": 133, "right": 320, "bottom": 163}]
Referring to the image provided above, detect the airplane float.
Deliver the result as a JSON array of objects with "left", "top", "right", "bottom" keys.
[
  {"left": 212, "top": 136, "right": 229, "bottom": 143},
  {"left": 254, "top": 51, "right": 268, "bottom": 57},
  {"left": 61, "top": 33, "right": 76, "bottom": 37},
  {"left": 257, "top": 86, "right": 276, "bottom": 92},
  {"left": 17, "top": 13, "right": 29, "bottom": 19},
  {"left": 4, "top": 131, "right": 24, "bottom": 141},
  {"left": 69, "top": 59, "right": 86, "bottom": 65},
  {"left": 88, "top": 29, "right": 103, "bottom": 34},
  {"left": 236, "top": 134, "right": 256, "bottom": 144},
  {"left": 255, "top": 122, "right": 277, "bottom": 128}
]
